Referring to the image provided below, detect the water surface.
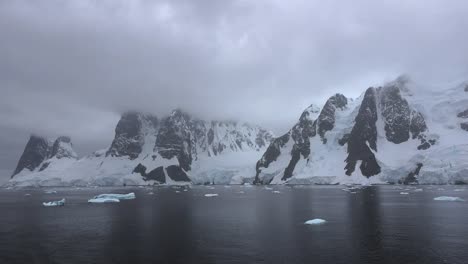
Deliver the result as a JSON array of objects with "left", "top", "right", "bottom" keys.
[{"left": 0, "top": 185, "right": 467, "bottom": 264}]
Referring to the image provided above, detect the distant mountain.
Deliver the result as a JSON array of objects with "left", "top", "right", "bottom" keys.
[
  {"left": 255, "top": 76, "right": 468, "bottom": 185},
  {"left": 9, "top": 76, "right": 468, "bottom": 186},
  {"left": 9, "top": 109, "right": 273, "bottom": 186}
]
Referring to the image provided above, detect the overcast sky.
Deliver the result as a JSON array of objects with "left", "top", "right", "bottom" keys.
[{"left": 1, "top": 0, "right": 468, "bottom": 174}]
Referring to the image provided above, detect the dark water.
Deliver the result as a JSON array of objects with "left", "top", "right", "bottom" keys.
[{"left": 0, "top": 185, "right": 467, "bottom": 264}]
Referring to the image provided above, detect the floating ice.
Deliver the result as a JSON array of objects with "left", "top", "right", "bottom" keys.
[
  {"left": 414, "top": 189, "right": 423, "bottom": 192},
  {"left": 434, "top": 196, "right": 465, "bottom": 202},
  {"left": 264, "top": 187, "right": 273, "bottom": 190},
  {"left": 204, "top": 193, "right": 218, "bottom": 197},
  {"left": 175, "top": 191, "right": 180, "bottom": 193},
  {"left": 454, "top": 189, "right": 465, "bottom": 192},
  {"left": 44, "top": 190, "right": 57, "bottom": 194},
  {"left": 88, "top": 197, "right": 120, "bottom": 203},
  {"left": 92, "top": 193, "right": 135, "bottom": 200},
  {"left": 400, "top": 192, "right": 409, "bottom": 195},
  {"left": 24, "top": 193, "right": 31, "bottom": 196},
  {"left": 148, "top": 192, "right": 154, "bottom": 195},
  {"left": 43, "top": 198, "right": 65, "bottom": 207},
  {"left": 305, "top": 219, "right": 327, "bottom": 225},
  {"left": 272, "top": 191, "right": 281, "bottom": 194}
]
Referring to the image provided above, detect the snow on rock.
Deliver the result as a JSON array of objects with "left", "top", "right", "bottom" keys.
[
  {"left": 256, "top": 76, "right": 468, "bottom": 185},
  {"left": 43, "top": 198, "right": 65, "bottom": 207},
  {"left": 433, "top": 196, "right": 465, "bottom": 202},
  {"left": 305, "top": 219, "right": 327, "bottom": 225},
  {"left": 10, "top": 109, "right": 272, "bottom": 187}
]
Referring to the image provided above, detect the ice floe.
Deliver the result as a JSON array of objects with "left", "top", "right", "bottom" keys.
[
  {"left": 204, "top": 193, "right": 218, "bottom": 197},
  {"left": 305, "top": 219, "right": 327, "bottom": 225},
  {"left": 400, "top": 192, "right": 409, "bottom": 195},
  {"left": 434, "top": 196, "right": 465, "bottom": 202},
  {"left": 88, "top": 197, "right": 120, "bottom": 203},
  {"left": 92, "top": 193, "right": 135, "bottom": 200},
  {"left": 44, "top": 190, "right": 57, "bottom": 194},
  {"left": 43, "top": 198, "right": 65, "bottom": 207}
]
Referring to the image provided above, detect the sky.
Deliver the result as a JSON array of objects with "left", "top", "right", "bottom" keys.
[{"left": 1, "top": 0, "right": 468, "bottom": 174}]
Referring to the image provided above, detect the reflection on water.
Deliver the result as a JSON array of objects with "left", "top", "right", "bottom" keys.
[{"left": 0, "top": 185, "right": 467, "bottom": 264}]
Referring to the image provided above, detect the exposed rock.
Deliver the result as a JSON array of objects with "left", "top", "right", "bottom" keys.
[
  {"left": 317, "top": 93, "right": 347, "bottom": 143},
  {"left": 461, "top": 122, "right": 468, "bottom": 131},
  {"left": 344, "top": 87, "right": 381, "bottom": 177},
  {"left": 457, "top": 109, "right": 468, "bottom": 118},
  {"left": 399, "top": 163, "right": 423, "bottom": 184},
  {"left": 107, "top": 111, "right": 154, "bottom": 159},
  {"left": 254, "top": 133, "right": 290, "bottom": 184},
  {"left": 132, "top": 163, "right": 165, "bottom": 183},
  {"left": 51, "top": 136, "right": 77, "bottom": 159},
  {"left": 465, "top": 84, "right": 468, "bottom": 92},
  {"left": 166, "top": 165, "right": 191, "bottom": 182},
  {"left": 12, "top": 135, "right": 51, "bottom": 177},
  {"left": 155, "top": 109, "right": 193, "bottom": 171}
]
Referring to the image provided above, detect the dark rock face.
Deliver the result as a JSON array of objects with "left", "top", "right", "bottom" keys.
[
  {"left": 409, "top": 111, "right": 427, "bottom": 139},
  {"left": 317, "top": 94, "right": 347, "bottom": 143},
  {"left": 254, "top": 133, "right": 290, "bottom": 184},
  {"left": 12, "top": 135, "right": 51, "bottom": 177},
  {"left": 399, "top": 163, "right": 423, "bottom": 184},
  {"left": 461, "top": 122, "right": 468, "bottom": 131},
  {"left": 50, "top": 136, "right": 76, "bottom": 159},
  {"left": 379, "top": 84, "right": 429, "bottom": 149},
  {"left": 465, "top": 84, "right": 468, "bottom": 92},
  {"left": 255, "top": 129, "right": 273, "bottom": 148},
  {"left": 165, "top": 165, "right": 191, "bottom": 182},
  {"left": 344, "top": 87, "right": 381, "bottom": 177},
  {"left": 107, "top": 112, "right": 152, "bottom": 159},
  {"left": 132, "top": 163, "right": 165, "bottom": 183},
  {"left": 155, "top": 110, "right": 193, "bottom": 171},
  {"left": 380, "top": 85, "right": 412, "bottom": 144},
  {"left": 457, "top": 109, "right": 468, "bottom": 118}
]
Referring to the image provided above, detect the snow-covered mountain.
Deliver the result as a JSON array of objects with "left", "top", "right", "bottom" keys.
[
  {"left": 9, "top": 109, "right": 273, "bottom": 186},
  {"left": 255, "top": 76, "right": 468, "bottom": 185}
]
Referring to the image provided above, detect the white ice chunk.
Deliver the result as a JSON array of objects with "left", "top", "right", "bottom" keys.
[
  {"left": 414, "top": 189, "right": 423, "bottom": 192},
  {"left": 44, "top": 190, "right": 57, "bottom": 194},
  {"left": 272, "top": 191, "right": 281, "bottom": 194},
  {"left": 43, "top": 198, "right": 65, "bottom": 207},
  {"left": 434, "top": 196, "right": 465, "bottom": 202},
  {"left": 204, "top": 193, "right": 218, "bottom": 197},
  {"left": 92, "top": 192, "right": 136, "bottom": 200},
  {"left": 88, "top": 197, "right": 120, "bottom": 203},
  {"left": 400, "top": 192, "right": 409, "bottom": 195},
  {"left": 305, "top": 219, "right": 327, "bottom": 225}
]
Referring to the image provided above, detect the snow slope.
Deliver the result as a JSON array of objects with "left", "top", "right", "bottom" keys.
[{"left": 256, "top": 77, "right": 468, "bottom": 185}]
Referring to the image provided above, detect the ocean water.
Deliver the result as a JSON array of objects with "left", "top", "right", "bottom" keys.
[{"left": 0, "top": 185, "right": 467, "bottom": 264}]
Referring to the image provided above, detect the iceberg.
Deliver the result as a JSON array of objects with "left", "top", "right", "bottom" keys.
[
  {"left": 204, "top": 193, "right": 218, "bottom": 197},
  {"left": 44, "top": 190, "right": 57, "bottom": 194},
  {"left": 434, "top": 196, "right": 465, "bottom": 202},
  {"left": 92, "top": 192, "right": 136, "bottom": 200},
  {"left": 400, "top": 192, "right": 409, "bottom": 195},
  {"left": 88, "top": 197, "right": 120, "bottom": 203},
  {"left": 272, "top": 191, "right": 281, "bottom": 194},
  {"left": 304, "top": 219, "right": 327, "bottom": 225},
  {"left": 43, "top": 198, "right": 65, "bottom": 207}
]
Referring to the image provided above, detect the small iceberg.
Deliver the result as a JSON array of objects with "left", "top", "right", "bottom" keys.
[
  {"left": 88, "top": 197, "right": 120, "bottom": 203},
  {"left": 44, "top": 190, "right": 57, "bottom": 194},
  {"left": 272, "top": 191, "right": 281, "bottom": 194},
  {"left": 434, "top": 196, "right": 465, "bottom": 202},
  {"left": 454, "top": 189, "right": 465, "bottom": 192},
  {"left": 264, "top": 187, "right": 273, "bottom": 190},
  {"left": 400, "top": 192, "right": 409, "bottom": 195},
  {"left": 414, "top": 189, "right": 423, "bottom": 192},
  {"left": 24, "top": 193, "right": 31, "bottom": 196},
  {"left": 204, "top": 193, "right": 218, "bottom": 197},
  {"left": 43, "top": 198, "right": 65, "bottom": 207},
  {"left": 92, "top": 193, "right": 136, "bottom": 200},
  {"left": 147, "top": 192, "right": 154, "bottom": 195},
  {"left": 305, "top": 219, "right": 327, "bottom": 225}
]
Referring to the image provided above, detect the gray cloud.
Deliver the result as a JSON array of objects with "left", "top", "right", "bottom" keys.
[{"left": 1, "top": 0, "right": 468, "bottom": 173}]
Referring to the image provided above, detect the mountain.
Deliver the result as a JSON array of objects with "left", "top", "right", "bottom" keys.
[
  {"left": 9, "top": 109, "right": 273, "bottom": 186},
  {"left": 255, "top": 76, "right": 468, "bottom": 185}
]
